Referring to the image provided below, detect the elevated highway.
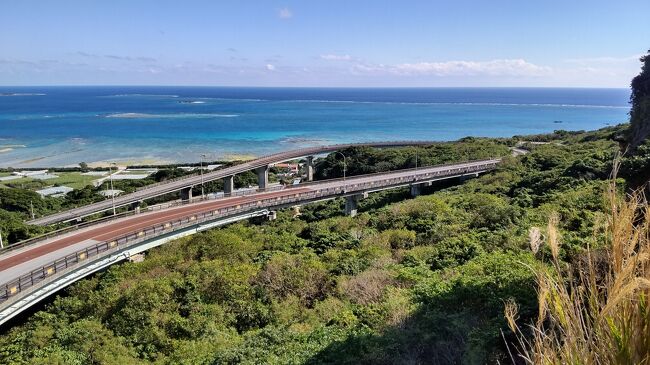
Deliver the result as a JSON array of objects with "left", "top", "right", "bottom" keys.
[
  {"left": 28, "top": 141, "right": 434, "bottom": 226},
  {"left": 0, "top": 158, "right": 500, "bottom": 326}
]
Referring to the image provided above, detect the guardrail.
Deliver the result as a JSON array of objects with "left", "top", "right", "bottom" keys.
[
  {"left": 28, "top": 141, "right": 436, "bottom": 226},
  {"left": 8, "top": 158, "right": 498, "bottom": 252},
  {"left": 0, "top": 161, "right": 498, "bottom": 305},
  {"left": 4, "top": 185, "right": 288, "bottom": 253}
]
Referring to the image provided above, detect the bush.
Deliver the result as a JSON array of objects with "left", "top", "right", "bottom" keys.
[
  {"left": 340, "top": 268, "right": 395, "bottom": 305},
  {"left": 254, "top": 252, "right": 331, "bottom": 306}
]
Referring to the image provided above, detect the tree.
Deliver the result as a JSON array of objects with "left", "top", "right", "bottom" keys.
[{"left": 627, "top": 50, "right": 650, "bottom": 150}]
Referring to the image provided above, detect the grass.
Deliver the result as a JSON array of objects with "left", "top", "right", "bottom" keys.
[
  {"left": 0, "top": 171, "right": 98, "bottom": 190},
  {"left": 505, "top": 178, "right": 650, "bottom": 364}
]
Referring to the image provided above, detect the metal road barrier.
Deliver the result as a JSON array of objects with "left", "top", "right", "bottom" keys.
[
  {"left": 27, "top": 141, "right": 436, "bottom": 226},
  {"left": 4, "top": 185, "right": 288, "bottom": 253}
]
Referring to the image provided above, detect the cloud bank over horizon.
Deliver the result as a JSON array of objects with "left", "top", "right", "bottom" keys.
[{"left": 0, "top": 53, "right": 642, "bottom": 88}]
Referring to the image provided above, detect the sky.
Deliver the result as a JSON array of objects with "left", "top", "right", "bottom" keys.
[{"left": 0, "top": 0, "right": 648, "bottom": 87}]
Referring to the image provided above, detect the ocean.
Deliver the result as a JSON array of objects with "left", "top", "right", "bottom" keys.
[{"left": 0, "top": 86, "right": 631, "bottom": 167}]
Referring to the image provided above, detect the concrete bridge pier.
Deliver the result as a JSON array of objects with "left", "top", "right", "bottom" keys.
[
  {"left": 410, "top": 183, "right": 423, "bottom": 197},
  {"left": 180, "top": 186, "right": 193, "bottom": 201},
  {"left": 223, "top": 176, "right": 234, "bottom": 196},
  {"left": 130, "top": 200, "right": 143, "bottom": 213},
  {"left": 345, "top": 193, "right": 367, "bottom": 217},
  {"left": 306, "top": 156, "right": 315, "bottom": 182},
  {"left": 255, "top": 166, "right": 269, "bottom": 191}
]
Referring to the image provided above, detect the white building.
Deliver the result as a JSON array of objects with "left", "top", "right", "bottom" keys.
[{"left": 36, "top": 186, "right": 74, "bottom": 198}]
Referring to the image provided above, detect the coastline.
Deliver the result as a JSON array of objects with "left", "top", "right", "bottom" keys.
[{"left": 0, "top": 87, "right": 630, "bottom": 168}]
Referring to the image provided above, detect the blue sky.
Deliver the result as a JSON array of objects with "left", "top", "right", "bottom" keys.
[{"left": 1, "top": 0, "right": 648, "bottom": 87}]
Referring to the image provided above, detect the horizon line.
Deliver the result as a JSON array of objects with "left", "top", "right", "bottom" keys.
[{"left": 0, "top": 85, "right": 631, "bottom": 90}]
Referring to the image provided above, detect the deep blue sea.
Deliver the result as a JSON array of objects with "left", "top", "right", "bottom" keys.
[{"left": 0, "top": 86, "right": 631, "bottom": 167}]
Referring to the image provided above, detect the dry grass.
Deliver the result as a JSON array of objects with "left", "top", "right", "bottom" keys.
[
  {"left": 505, "top": 179, "right": 650, "bottom": 364},
  {"left": 341, "top": 268, "right": 395, "bottom": 305}
]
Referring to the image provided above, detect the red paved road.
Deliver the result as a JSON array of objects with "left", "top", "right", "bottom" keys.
[{"left": 0, "top": 187, "right": 311, "bottom": 272}]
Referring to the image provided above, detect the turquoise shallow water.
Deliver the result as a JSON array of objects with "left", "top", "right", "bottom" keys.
[{"left": 0, "top": 86, "right": 630, "bottom": 167}]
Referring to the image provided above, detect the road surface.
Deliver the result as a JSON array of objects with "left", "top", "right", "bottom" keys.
[{"left": 28, "top": 141, "right": 435, "bottom": 226}]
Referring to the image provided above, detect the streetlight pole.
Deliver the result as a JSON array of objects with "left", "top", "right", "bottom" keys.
[
  {"left": 200, "top": 154, "right": 206, "bottom": 199},
  {"left": 109, "top": 163, "right": 116, "bottom": 216}
]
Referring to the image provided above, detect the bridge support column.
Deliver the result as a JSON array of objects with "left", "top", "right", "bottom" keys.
[
  {"left": 130, "top": 200, "right": 143, "bottom": 213},
  {"left": 306, "top": 156, "right": 315, "bottom": 182},
  {"left": 410, "top": 183, "right": 423, "bottom": 197},
  {"left": 223, "top": 176, "right": 234, "bottom": 196},
  {"left": 180, "top": 187, "right": 193, "bottom": 202},
  {"left": 255, "top": 166, "right": 269, "bottom": 191},
  {"left": 267, "top": 211, "right": 277, "bottom": 221},
  {"left": 345, "top": 194, "right": 364, "bottom": 217}
]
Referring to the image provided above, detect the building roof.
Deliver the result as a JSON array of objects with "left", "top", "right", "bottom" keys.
[{"left": 36, "top": 186, "right": 74, "bottom": 197}]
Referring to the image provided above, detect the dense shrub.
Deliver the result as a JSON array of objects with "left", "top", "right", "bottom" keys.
[{"left": 1, "top": 125, "right": 644, "bottom": 364}]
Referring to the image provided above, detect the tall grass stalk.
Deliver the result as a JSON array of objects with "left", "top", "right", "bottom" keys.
[{"left": 505, "top": 181, "right": 650, "bottom": 364}]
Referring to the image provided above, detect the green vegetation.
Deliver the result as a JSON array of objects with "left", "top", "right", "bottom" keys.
[
  {"left": 621, "top": 50, "right": 650, "bottom": 188},
  {"left": 497, "top": 46, "right": 650, "bottom": 365},
  {"left": 0, "top": 165, "right": 264, "bottom": 245},
  {"left": 314, "top": 138, "right": 508, "bottom": 180},
  {"left": 505, "top": 186, "right": 650, "bottom": 364},
  {"left": 0, "top": 171, "right": 98, "bottom": 190},
  {"left": 1, "top": 123, "right": 642, "bottom": 364},
  {"left": 627, "top": 49, "right": 650, "bottom": 150}
]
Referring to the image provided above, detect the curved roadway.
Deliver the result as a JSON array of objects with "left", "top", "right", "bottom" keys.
[
  {"left": 0, "top": 159, "right": 501, "bottom": 326},
  {"left": 28, "top": 141, "right": 433, "bottom": 226},
  {"left": 2, "top": 159, "right": 499, "bottom": 288}
]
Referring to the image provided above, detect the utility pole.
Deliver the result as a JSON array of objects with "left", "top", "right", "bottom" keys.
[
  {"left": 30, "top": 200, "right": 35, "bottom": 220},
  {"left": 0, "top": 229, "right": 4, "bottom": 249}
]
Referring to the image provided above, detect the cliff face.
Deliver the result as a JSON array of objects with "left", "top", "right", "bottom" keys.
[{"left": 628, "top": 50, "right": 650, "bottom": 150}]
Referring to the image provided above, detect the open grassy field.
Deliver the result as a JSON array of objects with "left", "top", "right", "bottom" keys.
[{"left": 0, "top": 171, "right": 98, "bottom": 190}]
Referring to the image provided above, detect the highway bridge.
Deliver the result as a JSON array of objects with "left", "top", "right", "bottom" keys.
[
  {"left": 0, "top": 158, "right": 500, "bottom": 326},
  {"left": 28, "top": 141, "right": 434, "bottom": 226}
]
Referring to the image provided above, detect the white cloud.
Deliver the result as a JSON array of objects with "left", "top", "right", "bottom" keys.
[
  {"left": 564, "top": 54, "right": 643, "bottom": 65},
  {"left": 389, "top": 59, "right": 551, "bottom": 77},
  {"left": 320, "top": 54, "right": 352, "bottom": 61},
  {"left": 266, "top": 64, "right": 276, "bottom": 71},
  {"left": 278, "top": 7, "right": 292, "bottom": 19}
]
